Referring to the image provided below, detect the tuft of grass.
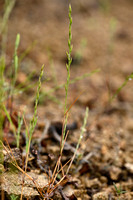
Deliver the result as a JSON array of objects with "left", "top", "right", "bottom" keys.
[
  {"left": 113, "top": 182, "right": 126, "bottom": 199},
  {"left": 10, "top": 194, "right": 19, "bottom": 200}
]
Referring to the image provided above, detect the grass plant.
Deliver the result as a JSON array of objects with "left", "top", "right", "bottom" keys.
[
  {"left": 28, "top": 65, "right": 44, "bottom": 143},
  {"left": 66, "top": 107, "right": 89, "bottom": 174},
  {"left": 110, "top": 72, "right": 133, "bottom": 102},
  {"left": 10, "top": 194, "right": 19, "bottom": 200},
  {"left": 25, "top": 64, "right": 44, "bottom": 171},
  {"left": 113, "top": 182, "right": 126, "bottom": 199}
]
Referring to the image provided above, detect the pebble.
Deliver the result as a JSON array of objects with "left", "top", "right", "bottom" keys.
[
  {"left": 125, "top": 163, "right": 133, "bottom": 174},
  {"left": 93, "top": 191, "right": 108, "bottom": 200}
]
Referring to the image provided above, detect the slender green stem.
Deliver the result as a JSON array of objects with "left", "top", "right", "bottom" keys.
[
  {"left": 66, "top": 107, "right": 89, "bottom": 174},
  {"left": 110, "top": 72, "right": 133, "bottom": 102},
  {"left": 25, "top": 64, "right": 44, "bottom": 176},
  {"left": 26, "top": 64, "right": 44, "bottom": 152},
  {"left": 64, "top": 4, "right": 73, "bottom": 113},
  {"left": 61, "top": 4, "right": 73, "bottom": 152},
  {"left": 11, "top": 33, "right": 20, "bottom": 96}
]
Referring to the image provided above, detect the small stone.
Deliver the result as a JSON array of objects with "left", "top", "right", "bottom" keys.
[
  {"left": 4, "top": 148, "right": 23, "bottom": 170},
  {"left": 109, "top": 166, "right": 122, "bottom": 180},
  {"left": 125, "top": 163, "right": 133, "bottom": 174},
  {"left": 100, "top": 176, "right": 108, "bottom": 184},
  {"left": 93, "top": 191, "right": 108, "bottom": 200},
  {"left": 85, "top": 178, "right": 101, "bottom": 189},
  {"left": 1, "top": 171, "right": 49, "bottom": 198},
  {"left": 63, "top": 185, "right": 74, "bottom": 197}
]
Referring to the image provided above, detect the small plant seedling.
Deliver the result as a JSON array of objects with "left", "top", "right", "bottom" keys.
[
  {"left": 10, "top": 194, "right": 19, "bottom": 200},
  {"left": 113, "top": 182, "right": 126, "bottom": 199}
]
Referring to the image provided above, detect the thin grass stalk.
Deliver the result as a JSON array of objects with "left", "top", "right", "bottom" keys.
[
  {"left": 11, "top": 33, "right": 20, "bottom": 93},
  {"left": 61, "top": 4, "right": 72, "bottom": 151},
  {"left": 25, "top": 64, "right": 44, "bottom": 172},
  {"left": 64, "top": 4, "right": 72, "bottom": 113},
  {"left": 28, "top": 65, "right": 44, "bottom": 142},
  {"left": 66, "top": 107, "right": 89, "bottom": 174},
  {"left": 2, "top": 104, "right": 17, "bottom": 139},
  {"left": 16, "top": 112, "right": 24, "bottom": 148},
  {"left": 110, "top": 72, "right": 133, "bottom": 102}
]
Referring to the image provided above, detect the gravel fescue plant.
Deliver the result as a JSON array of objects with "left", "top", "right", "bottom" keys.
[
  {"left": 62, "top": 4, "right": 73, "bottom": 151},
  {"left": 66, "top": 106, "right": 89, "bottom": 175},
  {"left": 0, "top": 2, "right": 109, "bottom": 200}
]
